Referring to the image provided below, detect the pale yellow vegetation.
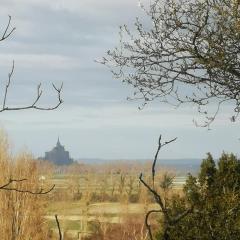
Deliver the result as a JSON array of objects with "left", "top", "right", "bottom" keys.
[{"left": 0, "top": 132, "right": 49, "bottom": 239}]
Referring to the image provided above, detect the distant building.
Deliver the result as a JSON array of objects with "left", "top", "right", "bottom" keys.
[{"left": 44, "top": 138, "right": 74, "bottom": 165}]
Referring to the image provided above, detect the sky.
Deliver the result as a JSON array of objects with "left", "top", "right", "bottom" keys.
[{"left": 0, "top": 0, "right": 239, "bottom": 160}]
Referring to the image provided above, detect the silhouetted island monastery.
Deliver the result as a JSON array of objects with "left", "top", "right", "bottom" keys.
[{"left": 44, "top": 138, "right": 73, "bottom": 165}]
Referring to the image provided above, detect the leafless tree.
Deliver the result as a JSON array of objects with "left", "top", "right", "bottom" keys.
[
  {"left": 0, "top": 16, "right": 63, "bottom": 113},
  {"left": 101, "top": 0, "right": 240, "bottom": 127},
  {"left": 139, "top": 135, "right": 192, "bottom": 240}
]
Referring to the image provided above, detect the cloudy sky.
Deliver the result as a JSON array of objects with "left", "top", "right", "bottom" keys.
[{"left": 0, "top": 0, "right": 239, "bottom": 160}]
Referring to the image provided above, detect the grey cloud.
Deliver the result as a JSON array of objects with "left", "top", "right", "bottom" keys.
[{"left": 0, "top": 0, "right": 236, "bottom": 159}]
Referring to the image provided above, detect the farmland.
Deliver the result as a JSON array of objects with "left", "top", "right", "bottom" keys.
[{"left": 41, "top": 164, "right": 187, "bottom": 239}]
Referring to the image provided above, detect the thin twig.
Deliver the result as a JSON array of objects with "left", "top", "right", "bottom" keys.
[
  {"left": 0, "top": 178, "right": 55, "bottom": 194},
  {"left": 0, "top": 178, "right": 26, "bottom": 189},
  {"left": 152, "top": 135, "right": 177, "bottom": 187},
  {"left": 55, "top": 214, "right": 62, "bottom": 240},
  {"left": 0, "top": 61, "right": 63, "bottom": 112},
  {"left": 2, "top": 60, "right": 14, "bottom": 109},
  {"left": 145, "top": 209, "right": 162, "bottom": 240},
  {"left": 0, "top": 16, "right": 63, "bottom": 113},
  {"left": 139, "top": 135, "right": 191, "bottom": 240},
  {"left": 0, "top": 15, "right": 16, "bottom": 41}
]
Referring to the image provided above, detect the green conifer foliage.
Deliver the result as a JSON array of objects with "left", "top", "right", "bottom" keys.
[{"left": 156, "top": 152, "right": 240, "bottom": 240}]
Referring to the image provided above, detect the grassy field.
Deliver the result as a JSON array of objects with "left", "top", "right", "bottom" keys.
[
  {"left": 46, "top": 200, "right": 160, "bottom": 236},
  {"left": 45, "top": 173, "right": 186, "bottom": 238}
]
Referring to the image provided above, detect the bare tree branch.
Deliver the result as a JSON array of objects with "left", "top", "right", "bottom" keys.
[
  {"left": 101, "top": 0, "right": 240, "bottom": 126},
  {"left": 152, "top": 135, "right": 177, "bottom": 187},
  {"left": 145, "top": 209, "right": 162, "bottom": 240},
  {"left": 2, "top": 60, "right": 14, "bottom": 110},
  {"left": 55, "top": 214, "right": 62, "bottom": 240},
  {"left": 139, "top": 135, "right": 192, "bottom": 240},
  {"left": 0, "top": 178, "right": 55, "bottom": 195},
  {"left": 0, "top": 15, "right": 16, "bottom": 42},
  {"left": 0, "top": 16, "right": 63, "bottom": 113},
  {"left": 0, "top": 59, "right": 63, "bottom": 113},
  {"left": 0, "top": 178, "right": 27, "bottom": 189}
]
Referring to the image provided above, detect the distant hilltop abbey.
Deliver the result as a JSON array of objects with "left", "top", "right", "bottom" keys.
[{"left": 43, "top": 138, "right": 74, "bottom": 165}]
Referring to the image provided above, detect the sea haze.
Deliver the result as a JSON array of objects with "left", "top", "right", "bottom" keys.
[{"left": 76, "top": 158, "right": 201, "bottom": 175}]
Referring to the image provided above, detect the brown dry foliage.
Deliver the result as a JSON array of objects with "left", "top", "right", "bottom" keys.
[
  {"left": 0, "top": 132, "right": 49, "bottom": 239},
  {"left": 85, "top": 215, "right": 149, "bottom": 240}
]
